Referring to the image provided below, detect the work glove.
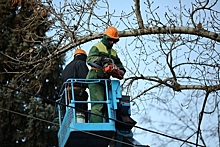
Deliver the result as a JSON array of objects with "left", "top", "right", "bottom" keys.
[
  {"left": 98, "top": 56, "right": 112, "bottom": 65},
  {"left": 102, "top": 57, "right": 112, "bottom": 63},
  {"left": 119, "top": 70, "right": 125, "bottom": 76}
]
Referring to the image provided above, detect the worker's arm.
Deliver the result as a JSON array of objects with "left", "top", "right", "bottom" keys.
[
  {"left": 86, "top": 46, "right": 101, "bottom": 65},
  {"left": 114, "top": 54, "right": 126, "bottom": 74}
]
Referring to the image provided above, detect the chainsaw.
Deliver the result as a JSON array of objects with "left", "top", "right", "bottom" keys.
[
  {"left": 103, "top": 62, "right": 123, "bottom": 79},
  {"left": 88, "top": 59, "right": 123, "bottom": 80}
]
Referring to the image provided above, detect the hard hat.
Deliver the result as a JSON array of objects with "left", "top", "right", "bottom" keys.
[
  {"left": 104, "top": 26, "right": 119, "bottom": 39},
  {"left": 74, "top": 49, "right": 87, "bottom": 56}
]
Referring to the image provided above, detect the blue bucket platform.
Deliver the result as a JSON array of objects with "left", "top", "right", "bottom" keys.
[{"left": 56, "top": 79, "right": 148, "bottom": 147}]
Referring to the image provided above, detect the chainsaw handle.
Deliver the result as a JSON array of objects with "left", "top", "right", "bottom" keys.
[{"left": 88, "top": 62, "right": 103, "bottom": 71}]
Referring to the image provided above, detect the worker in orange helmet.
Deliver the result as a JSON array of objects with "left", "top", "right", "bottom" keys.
[
  {"left": 86, "top": 26, "right": 126, "bottom": 123},
  {"left": 62, "top": 49, "right": 89, "bottom": 122}
]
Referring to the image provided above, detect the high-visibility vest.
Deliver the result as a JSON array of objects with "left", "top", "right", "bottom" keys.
[{"left": 94, "top": 42, "right": 117, "bottom": 58}]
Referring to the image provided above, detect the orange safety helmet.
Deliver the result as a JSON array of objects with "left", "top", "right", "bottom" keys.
[
  {"left": 104, "top": 26, "right": 119, "bottom": 39},
  {"left": 74, "top": 49, "right": 87, "bottom": 56}
]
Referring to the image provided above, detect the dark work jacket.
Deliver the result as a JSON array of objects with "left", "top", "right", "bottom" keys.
[{"left": 62, "top": 56, "right": 89, "bottom": 88}]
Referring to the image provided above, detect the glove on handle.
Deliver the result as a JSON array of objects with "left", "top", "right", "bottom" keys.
[
  {"left": 119, "top": 70, "right": 125, "bottom": 76},
  {"left": 98, "top": 56, "right": 112, "bottom": 66}
]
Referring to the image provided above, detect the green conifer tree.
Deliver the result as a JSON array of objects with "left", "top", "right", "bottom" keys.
[{"left": 0, "top": 0, "right": 64, "bottom": 146}]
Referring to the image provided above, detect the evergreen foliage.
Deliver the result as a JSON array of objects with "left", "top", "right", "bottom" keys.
[{"left": 0, "top": 0, "right": 64, "bottom": 146}]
